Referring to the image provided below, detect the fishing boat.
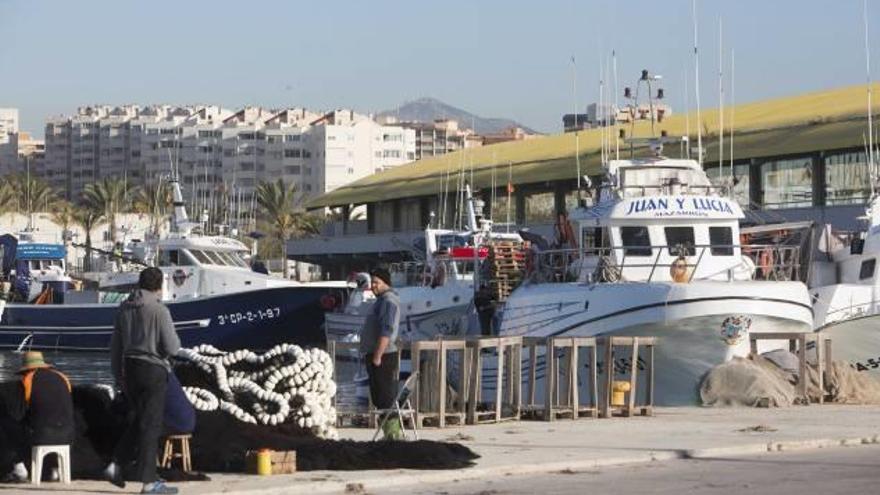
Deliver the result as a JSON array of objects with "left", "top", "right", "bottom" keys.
[
  {"left": 324, "top": 185, "right": 520, "bottom": 346},
  {"left": 0, "top": 175, "right": 347, "bottom": 351},
  {"left": 495, "top": 142, "right": 813, "bottom": 405},
  {"left": 811, "top": 196, "right": 880, "bottom": 376}
]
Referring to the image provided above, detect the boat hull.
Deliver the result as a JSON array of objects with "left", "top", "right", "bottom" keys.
[
  {"left": 498, "top": 281, "right": 814, "bottom": 405},
  {"left": 0, "top": 286, "right": 340, "bottom": 351},
  {"left": 818, "top": 315, "right": 880, "bottom": 378}
]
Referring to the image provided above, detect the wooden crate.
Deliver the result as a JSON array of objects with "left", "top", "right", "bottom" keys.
[{"left": 245, "top": 450, "right": 297, "bottom": 475}]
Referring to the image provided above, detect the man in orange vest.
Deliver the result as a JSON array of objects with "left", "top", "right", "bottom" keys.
[{"left": 1, "top": 351, "right": 74, "bottom": 482}]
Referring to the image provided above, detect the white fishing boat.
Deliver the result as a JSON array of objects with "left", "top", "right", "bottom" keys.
[
  {"left": 325, "top": 186, "right": 520, "bottom": 346},
  {"left": 496, "top": 144, "right": 813, "bottom": 405},
  {"left": 810, "top": 195, "right": 880, "bottom": 376}
]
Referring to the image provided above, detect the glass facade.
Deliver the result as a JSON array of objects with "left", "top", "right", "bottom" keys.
[
  {"left": 524, "top": 191, "right": 555, "bottom": 223},
  {"left": 490, "top": 194, "right": 513, "bottom": 225},
  {"left": 705, "top": 163, "right": 751, "bottom": 207},
  {"left": 825, "top": 151, "right": 871, "bottom": 206},
  {"left": 760, "top": 156, "right": 813, "bottom": 209}
]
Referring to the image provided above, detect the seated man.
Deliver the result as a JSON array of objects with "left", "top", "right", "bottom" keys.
[{"left": 2, "top": 351, "right": 75, "bottom": 482}]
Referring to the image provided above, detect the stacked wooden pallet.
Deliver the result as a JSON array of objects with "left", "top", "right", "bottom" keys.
[{"left": 487, "top": 241, "right": 527, "bottom": 301}]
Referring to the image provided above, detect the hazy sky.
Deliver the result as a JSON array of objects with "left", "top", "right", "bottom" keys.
[{"left": 1, "top": 0, "right": 877, "bottom": 136}]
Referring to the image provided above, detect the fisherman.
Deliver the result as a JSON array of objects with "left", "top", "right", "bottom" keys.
[
  {"left": 107, "top": 267, "right": 180, "bottom": 495},
  {"left": 0, "top": 351, "right": 75, "bottom": 482},
  {"left": 360, "top": 267, "right": 402, "bottom": 440}
]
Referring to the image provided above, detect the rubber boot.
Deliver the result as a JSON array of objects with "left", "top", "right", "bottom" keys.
[{"left": 382, "top": 417, "right": 403, "bottom": 440}]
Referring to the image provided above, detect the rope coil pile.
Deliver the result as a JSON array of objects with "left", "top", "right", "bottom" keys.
[{"left": 176, "top": 343, "right": 338, "bottom": 439}]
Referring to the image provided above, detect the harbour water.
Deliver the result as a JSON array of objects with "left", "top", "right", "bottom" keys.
[{"left": 0, "top": 350, "right": 113, "bottom": 383}]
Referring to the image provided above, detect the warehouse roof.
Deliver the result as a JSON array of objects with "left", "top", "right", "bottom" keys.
[{"left": 307, "top": 83, "right": 880, "bottom": 209}]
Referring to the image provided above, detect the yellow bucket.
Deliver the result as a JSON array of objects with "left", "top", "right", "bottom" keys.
[
  {"left": 611, "top": 380, "right": 631, "bottom": 406},
  {"left": 256, "top": 449, "right": 273, "bottom": 476}
]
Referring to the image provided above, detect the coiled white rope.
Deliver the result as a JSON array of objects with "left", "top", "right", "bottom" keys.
[{"left": 176, "top": 343, "right": 338, "bottom": 439}]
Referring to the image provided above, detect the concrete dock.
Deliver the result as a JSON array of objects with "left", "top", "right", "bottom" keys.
[{"left": 4, "top": 405, "right": 880, "bottom": 494}]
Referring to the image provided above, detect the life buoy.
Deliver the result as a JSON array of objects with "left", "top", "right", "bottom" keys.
[{"left": 670, "top": 256, "right": 689, "bottom": 283}]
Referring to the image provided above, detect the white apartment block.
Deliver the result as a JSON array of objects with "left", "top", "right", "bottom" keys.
[
  {"left": 0, "top": 108, "right": 45, "bottom": 178},
  {"left": 43, "top": 105, "right": 416, "bottom": 204}
]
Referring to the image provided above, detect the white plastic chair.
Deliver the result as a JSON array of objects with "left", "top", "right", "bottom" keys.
[
  {"left": 373, "top": 371, "right": 420, "bottom": 441},
  {"left": 31, "top": 444, "right": 71, "bottom": 485}
]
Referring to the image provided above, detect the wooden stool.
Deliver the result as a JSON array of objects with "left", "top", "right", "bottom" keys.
[{"left": 159, "top": 434, "right": 192, "bottom": 472}]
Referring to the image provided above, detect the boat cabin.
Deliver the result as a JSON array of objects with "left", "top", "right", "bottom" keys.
[{"left": 566, "top": 158, "right": 756, "bottom": 283}]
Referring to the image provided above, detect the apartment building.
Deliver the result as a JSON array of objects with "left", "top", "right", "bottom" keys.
[
  {"left": 0, "top": 108, "right": 45, "bottom": 177},
  {"left": 42, "top": 105, "right": 416, "bottom": 203},
  {"left": 378, "top": 118, "right": 479, "bottom": 161}
]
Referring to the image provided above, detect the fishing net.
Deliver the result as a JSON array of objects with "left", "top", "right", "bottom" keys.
[{"left": 700, "top": 352, "right": 880, "bottom": 407}]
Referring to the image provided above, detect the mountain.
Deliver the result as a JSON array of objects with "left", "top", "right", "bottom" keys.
[{"left": 377, "top": 97, "right": 539, "bottom": 135}]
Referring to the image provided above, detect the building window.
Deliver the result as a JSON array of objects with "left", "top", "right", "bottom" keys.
[
  {"left": 705, "top": 162, "right": 751, "bottom": 207},
  {"left": 860, "top": 259, "right": 876, "bottom": 280},
  {"left": 709, "top": 226, "right": 733, "bottom": 256},
  {"left": 286, "top": 134, "right": 301, "bottom": 142},
  {"left": 284, "top": 149, "right": 301, "bottom": 158},
  {"left": 620, "top": 226, "right": 652, "bottom": 256},
  {"left": 760, "top": 156, "right": 813, "bottom": 209},
  {"left": 239, "top": 162, "right": 255, "bottom": 171},
  {"left": 239, "top": 132, "right": 255, "bottom": 140},
  {"left": 664, "top": 226, "right": 696, "bottom": 256},
  {"left": 383, "top": 150, "right": 401, "bottom": 159},
  {"left": 825, "top": 151, "right": 871, "bottom": 206},
  {"left": 524, "top": 192, "right": 555, "bottom": 223},
  {"left": 285, "top": 166, "right": 301, "bottom": 175}
]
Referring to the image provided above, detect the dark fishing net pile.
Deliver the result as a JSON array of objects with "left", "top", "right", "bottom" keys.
[{"left": 0, "top": 383, "right": 478, "bottom": 480}]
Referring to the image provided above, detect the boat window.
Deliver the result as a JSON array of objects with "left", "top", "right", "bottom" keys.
[
  {"left": 189, "top": 249, "right": 212, "bottom": 264},
  {"left": 619, "top": 226, "right": 652, "bottom": 256},
  {"left": 158, "top": 249, "right": 192, "bottom": 267},
  {"left": 216, "top": 251, "right": 238, "bottom": 266},
  {"left": 860, "top": 259, "right": 876, "bottom": 280},
  {"left": 709, "top": 227, "right": 734, "bottom": 256},
  {"left": 582, "top": 227, "right": 609, "bottom": 253},
  {"left": 202, "top": 250, "right": 227, "bottom": 265},
  {"left": 232, "top": 252, "right": 250, "bottom": 268},
  {"left": 664, "top": 227, "right": 696, "bottom": 256}
]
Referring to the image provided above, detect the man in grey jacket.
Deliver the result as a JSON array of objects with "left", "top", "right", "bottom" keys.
[
  {"left": 359, "top": 267, "right": 401, "bottom": 440},
  {"left": 107, "top": 267, "right": 180, "bottom": 495}
]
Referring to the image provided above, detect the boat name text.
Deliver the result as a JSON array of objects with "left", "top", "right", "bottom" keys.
[{"left": 624, "top": 197, "right": 735, "bottom": 217}]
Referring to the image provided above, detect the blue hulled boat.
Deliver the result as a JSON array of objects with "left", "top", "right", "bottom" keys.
[{"left": 0, "top": 175, "right": 347, "bottom": 351}]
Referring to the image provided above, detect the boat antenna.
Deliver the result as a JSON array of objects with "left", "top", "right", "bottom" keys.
[
  {"left": 506, "top": 161, "right": 512, "bottom": 233},
  {"left": 613, "top": 49, "right": 620, "bottom": 161},
  {"left": 865, "top": 0, "right": 877, "bottom": 194},
  {"left": 729, "top": 48, "right": 736, "bottom": 196},
  {"left": 692, "top": 0, "right": 703, "bottom": 166},
  {"left": 684, "top": 65, "right": 690, "bottom": 159},
  {"left": 718, "top": 17, "right": 724, "bottom": 182},
  {"left": 572, "top": 55, "right": 581, "bottom": 196}
]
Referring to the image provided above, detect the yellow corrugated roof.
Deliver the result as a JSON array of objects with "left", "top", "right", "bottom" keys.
[{"left": 308, "top": 83, "right": 880, "bottom": 208}]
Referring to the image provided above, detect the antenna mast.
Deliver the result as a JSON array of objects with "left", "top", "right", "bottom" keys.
[
  {"left": 692, "top": 0, "right": 703, "bottom": 166},
  {"left": 572, "top": 56, "right": 581, "bottom": 195},
  {"left": 718, "top": 18, "right": 724, "bottom": 182},
  {"left": 866, "top": 0, "right": 876, "bottom": 193}
]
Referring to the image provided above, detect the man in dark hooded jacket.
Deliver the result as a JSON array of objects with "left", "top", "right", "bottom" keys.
[{"left": 107, "top": 267, "right": 180, "bottom": 495}]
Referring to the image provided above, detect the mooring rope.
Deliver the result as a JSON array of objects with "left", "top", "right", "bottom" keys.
[{"left": 176, "top": 343, "right": 338, "bottom": 439}]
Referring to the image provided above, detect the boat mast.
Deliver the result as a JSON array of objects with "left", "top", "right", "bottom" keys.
[
  {"left": 718, "top": 17, "right": 724, "bottom": 182},
  {"left": 865, "top": 0, "right": 876, "bottom": 195},
  {"left": 692, "top": 0, "right": 703, "bottom": 166}
]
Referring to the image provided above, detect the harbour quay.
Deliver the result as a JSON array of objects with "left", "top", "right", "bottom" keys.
[{"left": 3, "top": 405, "right": 880, "bottom": 494}]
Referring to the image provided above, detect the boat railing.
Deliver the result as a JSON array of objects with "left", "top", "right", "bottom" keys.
[
  {"left": 526, "top": 243, "right": 802, "bottom": 284},
  {"left": 618, "top": 183, "right": 724, "bottom": 198}
]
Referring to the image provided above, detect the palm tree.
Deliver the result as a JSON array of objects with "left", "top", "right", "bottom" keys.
[
  {"left": 132, "top": 182, "right": 172, "bottom": 237},
  {"left": 50, "top": 200, "right": 76, "bottom": 262},
  {"left": 72, "top": 206, "right": 106, "bottom": 272},
  {"left": 0, "top": 181, "right": 16, "bottom": 215},
  {"left": 6, "top": 174, "right": 56, "bottom": 222},
  {"left": 82, "top": 177, "right": 130, "bottom": 244},
  {"left": 255, "top": 179, "right": 308, "bottom": 279}
]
